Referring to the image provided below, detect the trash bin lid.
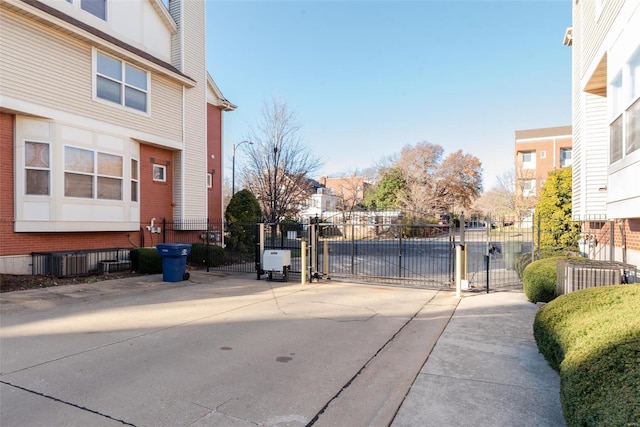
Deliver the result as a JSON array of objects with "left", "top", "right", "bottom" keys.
[{"left": 157, "top": 243, "right": 192, "bottom": 256}]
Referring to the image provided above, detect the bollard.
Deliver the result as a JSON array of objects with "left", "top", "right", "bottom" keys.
[
  {"left": 301, "top": 241, "right": 307, "bottom": 285},
  {"left": 455, "top": 245, "right": 462, "bottom": 298},
  {"left": 323, "top": 239, "right": 329, "bottom": 279}
]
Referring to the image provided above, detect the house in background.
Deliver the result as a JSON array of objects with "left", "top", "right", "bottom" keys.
[
  {"left": 0, "top": 0, "right": 233, "bottom": 274},
  {"left": 566, "top": 0, "right": 640, "bottom": 267},
  {"left": 318, "top": 176, "right": 371, "bottom": 213}
]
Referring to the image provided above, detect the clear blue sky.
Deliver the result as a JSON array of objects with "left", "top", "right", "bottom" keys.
[{"left": 205, "top": 0, "right": 572, "bottom": 191}]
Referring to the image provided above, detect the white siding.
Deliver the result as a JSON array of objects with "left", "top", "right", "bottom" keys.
[
  {"left": 578, "top": 0, "right": 625, "bottom": 79},
  {"left": 583, "top": 94, "right": 608, "bottom": 217},
  {"left": 176, "top": 0, "right": 207, "bottom": 219},
  {"left": 0, "top": 10, "right": 184, "bottom": 143}
]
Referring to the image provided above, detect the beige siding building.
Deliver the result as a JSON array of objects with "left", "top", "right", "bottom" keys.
[{"left": 0, "top": 0, "right": 233, "bottom": 274}]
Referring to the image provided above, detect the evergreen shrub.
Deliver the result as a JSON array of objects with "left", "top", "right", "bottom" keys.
[
  {"left": 130, "top": 248, "right": 162, "bottom": 274},
  {"left": 534, "top": 285, "right": 640, "bottom": 426}
]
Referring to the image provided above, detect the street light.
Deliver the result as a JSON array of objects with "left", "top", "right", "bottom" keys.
[{"left": 232, "top": 140, "right": 252, "bottom": 195}]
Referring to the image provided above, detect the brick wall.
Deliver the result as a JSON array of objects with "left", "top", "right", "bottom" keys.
[
  {"left": 140, "top": 144, "right": 174, "bottom": 246},
  {"left": 0, "top": 115, "right": 179, "bottom": 258}
]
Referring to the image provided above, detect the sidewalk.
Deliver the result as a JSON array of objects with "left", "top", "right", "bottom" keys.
[{"left": 392, "top": 290, "right": 565, "bottom": 427}]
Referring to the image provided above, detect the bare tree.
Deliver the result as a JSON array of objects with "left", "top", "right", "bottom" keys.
[
  {"left": 242, "top": 97, "right": 321, "bottom": 222},
  {"left": 394, "top": 142, "right": 483, "bottom": 215},
  {"left": 494, "top": 168, "right": 538, "bottom": 223}
]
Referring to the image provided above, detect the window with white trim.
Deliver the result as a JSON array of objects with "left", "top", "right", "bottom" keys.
[
  {"left": 131, "top": 159, "right": 139, "bottom": 202},
  {"left": 560, "top": 148, "right": 572, "bottom": 167},
  {"left": 64, "top": 146, "right": 123, "bottom": 200},
  {"left": 153, "top": 164, "right": 166, "bottom": 182},
  {"left": 522, "top": 179, "right": 536, "bottom": 197},
  {"left": 540, "top": 151, "right": 546, "bottom": 159},
  {"left": 521, "top": 151, "right": 535, "bottom": 169},
  {"left": 610, "top": 47, "right": 640, "bottom": 163},
  {"left": 96, "top": 52, "right": 148, "bottom": 112},
  {"left": 207, "top": 173, "right": 213, "bottom": 188},
  {"left": 25, "top": 141, "right": 50, "bottom": 195}
]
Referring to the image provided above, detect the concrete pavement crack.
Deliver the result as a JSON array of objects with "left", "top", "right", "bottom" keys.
[
  {"left": 305, "top": 290, "right": 448, "bottom": 426},
  {"left": 0, "top": 380, "right": 137, "bottom": 426}
]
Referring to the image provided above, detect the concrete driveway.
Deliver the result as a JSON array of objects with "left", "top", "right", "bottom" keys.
[{"left": 0, "top": 271, "right": 457, "bottom": 426}]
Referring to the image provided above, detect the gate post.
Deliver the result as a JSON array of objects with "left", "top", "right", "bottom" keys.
[
  {"left": 256, "top": 221, "right": 265, "bottom": 280},
  {"left": 301, "top": 241, "right": 307, "bottom": 285},
  {"left": 455, "top": 244, "right": 463, "bottom": 298}
]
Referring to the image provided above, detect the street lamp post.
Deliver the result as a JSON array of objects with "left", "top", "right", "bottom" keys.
[{"left": 232, "top": 140, "right": 252, "bottom": 195}]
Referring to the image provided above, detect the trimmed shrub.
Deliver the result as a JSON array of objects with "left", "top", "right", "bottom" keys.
[
  {"left": 534, "top": 285, "right": 640, "bottom": 426},
  {"left": 188, "top": 243, "right": 224, "bottom": 267},
  {"left": 515, "top": 248, "right": 582, "bottom": 280},
  {"left": 130, "top": 248, "right": 162, "bottom": 274},
  {"left": 523, "top": 257, "right": 562, "bottom": 303}
]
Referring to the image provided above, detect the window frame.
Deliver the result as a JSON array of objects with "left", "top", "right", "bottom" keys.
[
  {"left": 81, "top": 0, "right": 107, "bottom": 20},
  {"left": 609, "top": 46, "right": 640, "bottom": 163},
  {"left": 94, "top": 51, "right": 149, "bottom": 114},
  {"left": 24, "top": 140, "right": 51, "bottom": 196},
  {"left": 521, "top": 151, "right": 535, "bottom": 169},
  {"left": 63, "top": 145, "right": 123, "bottom": 200},
  {"left": 153, "top": 164, "right": 166, "bottom": 182},
  {"left": 131, "top": 158, "right": 139, "bottom": 202},
  {"left": 522, "top": 178, "right": 536, "bottom": 197}
]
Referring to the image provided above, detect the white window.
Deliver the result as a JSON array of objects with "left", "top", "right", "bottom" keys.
[
  {"left": 25, "top": 141, "right": 50, "bottom": 195},
  {"left": 522, "top": 179, "right": 536, "bottom": 197},
  {"left": 560, "top": 148, "right": 573, "bottom": 167},
  {"left": 540, "top": 151, "right": 546, "bottom": 159},
  {"left": 627, "top": 98, "right": 640, "bottom": 155},
  {"left": 153, "top": 164, "right": 166, "bottom": 182},
  {"left": 610, "top": 47, "right": 640, "bottom": 162},
  {"left": 522, "top": 151, "right": 535, "bottom": 169},
  {"left": 81, "top": 0, "right": 106, "bottom": 20},
  {"left": 96, "top": 52, "right": 148, "bottom": 112},
  {"left": 131, "top": 159, "right": 139, "bottom": 202},
  {"left": 64, "top": 147, "right": 122, "bottom": 200},
  {"left": 207, "top": 173, "right": 213, "bottom": 188}
]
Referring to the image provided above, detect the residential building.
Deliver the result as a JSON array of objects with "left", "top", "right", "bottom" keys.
[
  {"left": 298, "top": 185, "right": 340, "bottom": 220},
  {"left": 566, "top": 0, "right": 640, "bottom": 266},
  {"left": 0, "top": 0, "right": 233, "bottom": 274},
  {"left": 318, "top": 176, "right": 371, "bottom": 212},
  {"left": 514, "top": 126, "right": 573, "bottom": 199}
]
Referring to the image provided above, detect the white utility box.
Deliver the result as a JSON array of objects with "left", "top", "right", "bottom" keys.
[{"left": 262, "top": 250, "right": 291, "bottom": 281}]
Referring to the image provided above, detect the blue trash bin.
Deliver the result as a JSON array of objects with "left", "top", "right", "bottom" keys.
[{"left": 156, "top": 243, "right": 192, "bottom": 282}]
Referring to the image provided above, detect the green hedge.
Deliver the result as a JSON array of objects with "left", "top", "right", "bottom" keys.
[
  {"left": 187, "top": 243, "right": 224, "bottom": 267},
  {"left": 522, "top": 257, "right": 562, "bottom": 303},
  {"left": 534, "top": 285, "right": 640, "bottom": 426},
  {"left": 514, "top": 248, "right": 580, "bottom": 280},
  {"left": 130, "top": 248, "right": 162, "bottom": 274}
]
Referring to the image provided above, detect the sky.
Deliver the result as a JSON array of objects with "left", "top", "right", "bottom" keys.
[{"left": 205, "top": 0, "right": 573, "bottom": 192}]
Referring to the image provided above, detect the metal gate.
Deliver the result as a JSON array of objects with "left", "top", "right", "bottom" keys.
[{"left": 250, "top": 217, "right": 528, "bottom": 291}]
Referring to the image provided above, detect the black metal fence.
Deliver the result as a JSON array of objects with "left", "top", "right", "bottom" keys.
[{"left": 157, "top": 219, "right": 255, "bottom": 273}]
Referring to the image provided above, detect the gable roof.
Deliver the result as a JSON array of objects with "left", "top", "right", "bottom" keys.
[{"left": 206, "top": 73, "right": 237, "bottom": 111}]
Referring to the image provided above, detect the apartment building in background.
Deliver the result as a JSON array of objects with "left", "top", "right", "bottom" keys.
[
  {"left": 514, "top": 126, "right": 573, "bottom": 199},
  {"left": 0, "top": 0, "right": 234, "bottom": 274},
  {"left": 566, "top": 0, "right": 640, "bottom": 267}
]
